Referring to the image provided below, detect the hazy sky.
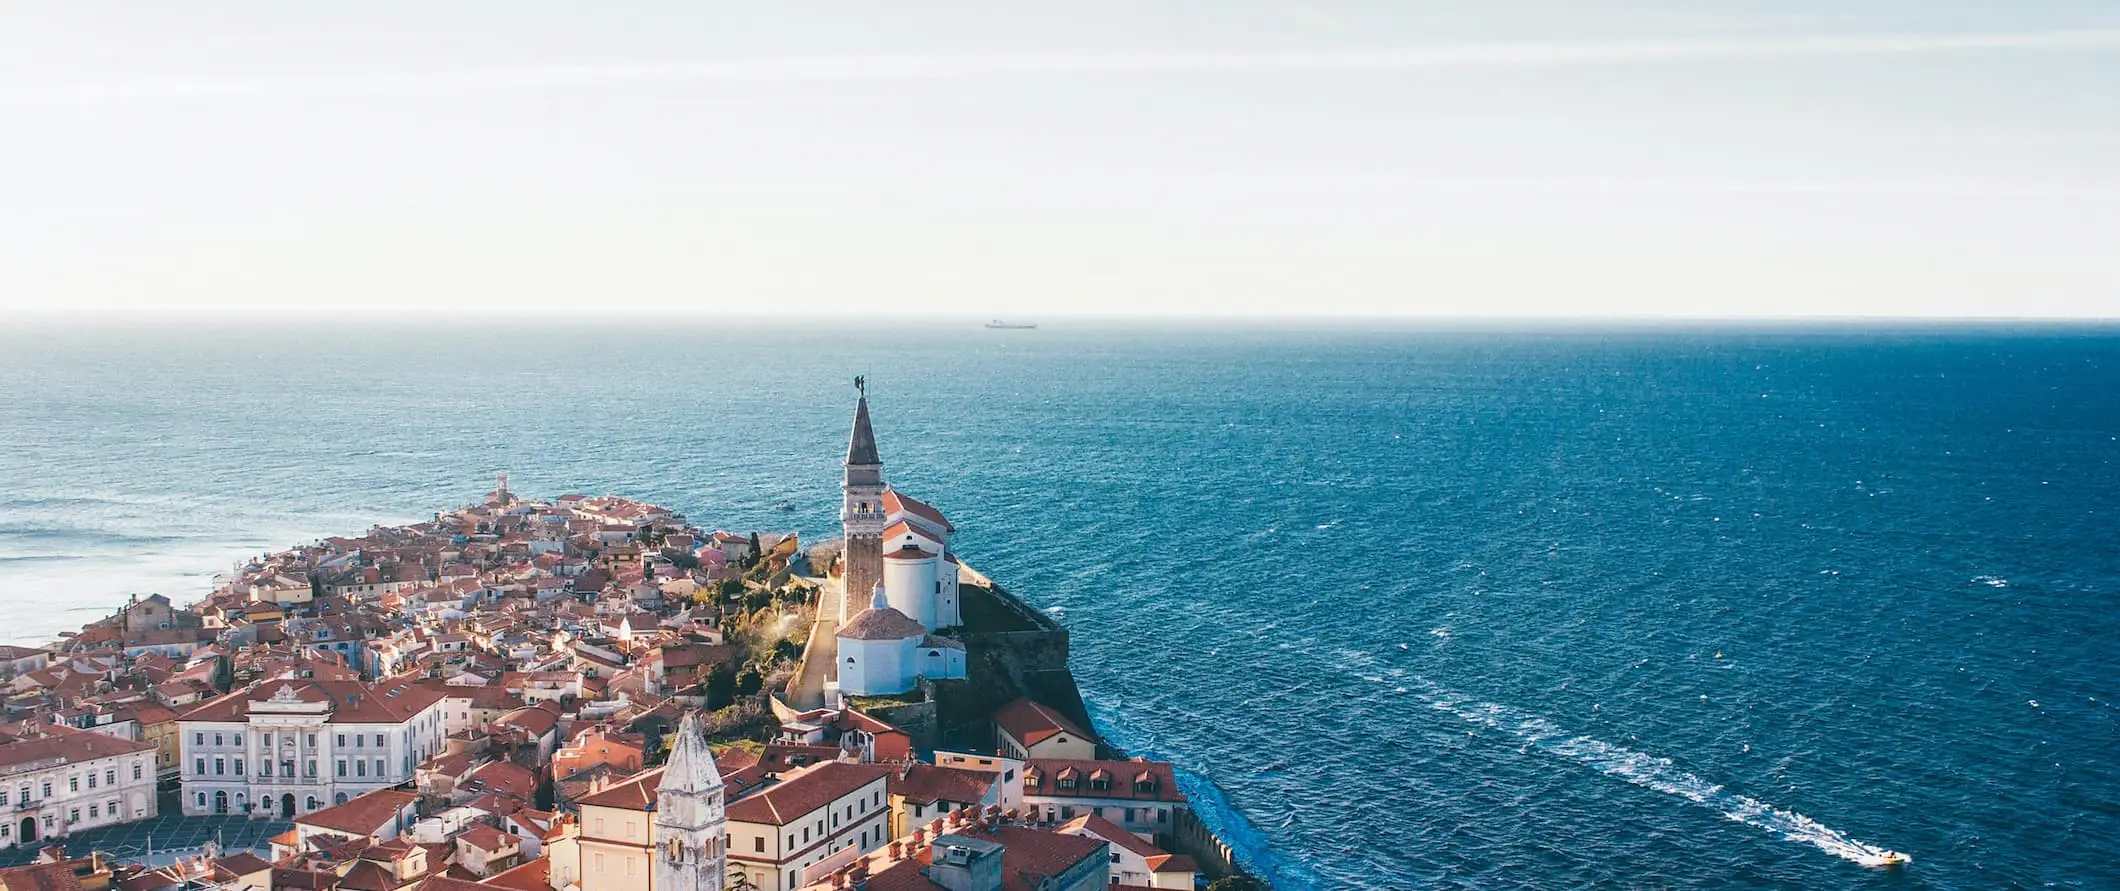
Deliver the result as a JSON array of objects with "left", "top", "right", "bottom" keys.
[{"left": 3, "top": 2, "right": 2116, "bottom": 319}]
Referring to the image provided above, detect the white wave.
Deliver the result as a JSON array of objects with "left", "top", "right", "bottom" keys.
[{"left": 1416, "top": 681, "right": 1904, "bottom": 868}]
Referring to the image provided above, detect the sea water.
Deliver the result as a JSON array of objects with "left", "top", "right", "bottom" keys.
[{"left": 2, "top": 321, "right": 2115, "bottom": 889}]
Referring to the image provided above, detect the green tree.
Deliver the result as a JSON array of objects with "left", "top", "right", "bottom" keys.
[{"left": 735, "top": 667, "right": 763, "bottom": 697}]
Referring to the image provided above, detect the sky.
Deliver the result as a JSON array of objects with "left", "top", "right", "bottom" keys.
[{"left": 1, "top": 2, "right": 2116, "bottom": 320}]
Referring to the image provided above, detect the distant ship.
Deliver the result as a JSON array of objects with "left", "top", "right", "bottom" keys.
[{"left": 984, "top": 320, "right": 1037, "bottom": 329}]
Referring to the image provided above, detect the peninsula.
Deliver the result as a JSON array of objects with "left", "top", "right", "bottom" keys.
[{"left": 0, "top": 384, "right": 1261, "bottom": 891}]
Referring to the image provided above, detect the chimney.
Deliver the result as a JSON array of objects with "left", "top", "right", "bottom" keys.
[{"left": 888, "top": 841, "right": 903, "bottom": 861}]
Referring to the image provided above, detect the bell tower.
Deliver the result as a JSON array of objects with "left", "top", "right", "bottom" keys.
[
  {"left": 841, "top": 377, "right": 886, "bottom": 622},
  {"left": 652, "top": 711, "right": 726, "bottom": 891}
]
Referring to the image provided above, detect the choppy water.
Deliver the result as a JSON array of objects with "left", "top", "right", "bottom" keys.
[{"left": 3, "top": 321, "right": 2116, "bottom": 889}]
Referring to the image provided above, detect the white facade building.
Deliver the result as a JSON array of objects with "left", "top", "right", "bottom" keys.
[
  {"left": 0, "top": 722, "right": 158, "bottom": 852},
  {"left": 176, "top": 679, "right": 448, "bottom": 819},
  {"left": 834, "top": 586, "right": 966, "bottom": 697}
]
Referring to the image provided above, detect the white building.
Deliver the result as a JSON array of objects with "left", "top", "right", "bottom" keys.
[
  {"left": 834, "top": 585, "right": 966, "bottom": 697},
  {"left": 0, "top": 721, "right": 158, "bottom": 852},
  {"left": 176, "top": 678, "right": 448, "bottom": 819},
  {"left": 833, "top": 389, "right": 962, "bottom": 632},
  {"left": 725, "top": 761, "right": 893, "bottom": 891}
]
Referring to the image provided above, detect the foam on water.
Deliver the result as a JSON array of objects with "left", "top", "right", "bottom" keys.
[{"left": 1411, "top": 678, "right": 1907, "bottom": 869}]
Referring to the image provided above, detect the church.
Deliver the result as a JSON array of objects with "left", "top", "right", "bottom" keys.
[{"left": 833, "top": 380, "right": 969, "bottom": 698}]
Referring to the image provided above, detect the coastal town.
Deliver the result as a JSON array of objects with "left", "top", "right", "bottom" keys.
[{"left": 0, "top": 385, "right": 1252, "bottom": 891}]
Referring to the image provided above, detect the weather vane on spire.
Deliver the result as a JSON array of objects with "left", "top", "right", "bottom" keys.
[{"left": 854, "top": 375, "right": 866, "bottom": 395}]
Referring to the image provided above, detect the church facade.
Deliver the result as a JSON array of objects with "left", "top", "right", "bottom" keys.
[{"left": 833, "top": 382, "right": 969, "bottom": 697}]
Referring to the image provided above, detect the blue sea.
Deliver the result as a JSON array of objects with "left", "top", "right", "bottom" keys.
[{"left": 2, "top": 321, "right": 2116, "bottom": 889}]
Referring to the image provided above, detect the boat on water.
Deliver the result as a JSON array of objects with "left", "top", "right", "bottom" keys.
[
  {"left": 1856, "top": 849, "right": 1911, "bottom": 868},
  {"left": 984, "top": 320, "right": 1037, "bottom": 329}
]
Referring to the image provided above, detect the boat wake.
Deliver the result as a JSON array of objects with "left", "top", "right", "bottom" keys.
[{"left": 1416, "top": 681, "right": 1907, "bottom": 869}]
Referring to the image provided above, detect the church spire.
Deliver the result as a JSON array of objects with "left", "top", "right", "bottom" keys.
[
  {"left": 660, "top": 710, "right": 723, "bottom": 796},
  {"left": 847, "top": 376, "right": 881, "bottom": 467}
]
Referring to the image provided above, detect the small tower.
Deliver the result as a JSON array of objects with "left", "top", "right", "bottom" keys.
[
  {"left": 488, "top": 472, "right": 513, "bottom": 507},
  {"left": 653, "top": 711, "right": 727, "bottom": 891},
  {"left": 840, "top": 377, "right": 886, "bottom": 622}
]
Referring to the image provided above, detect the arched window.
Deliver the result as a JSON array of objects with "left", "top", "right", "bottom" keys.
[
  {"left": 845, "top": 657, "right": 855, "bottom": 665},
  {"left": 335, "top": 792, "right": 348, "bottom": 805},
  {"left": 666, "top": 837, "right": 684, "bottom": 863},
  {"left": 306, "top": 796, "right": 319, "bottom": 812}
]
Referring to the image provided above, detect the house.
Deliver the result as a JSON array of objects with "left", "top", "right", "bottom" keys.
[
  {"left": 1020, "top": 759, "right": 1186, "bottom": 837},
  {"left": 797, "top": 809, "right": 1108, "bottom": 891},
  {"left": 1056, "top": 813, "right": 1198, "bottom": 889},
  {"left": 282, "top": 788, "right": 420, "bottom": 853},
  {"left": 0, "top": 721, "right": 159, "bottom": 851},
  {"left": 452, "top": 823, "right": 521, "bottom": 877},
  {"left": 886, "top": 763, "right": 1005, "bottom": 838},
  {"left": 176, "top": 679, "right": 448, "bottom": 819},
  {"left": 991, "top": 699, "right": 1096, "bottom": 761},
  {"left": 723, "top": 761, "right": 893, "bottom": 891}
]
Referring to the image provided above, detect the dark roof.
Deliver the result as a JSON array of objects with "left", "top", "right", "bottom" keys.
[{"left": 847, "top": 394, "right": 882, "bottom": 466}]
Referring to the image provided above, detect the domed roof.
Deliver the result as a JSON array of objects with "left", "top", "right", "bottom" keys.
[
  {"left": 884, "top": 544, "right": 936, "bottom": 561},
  {"left": 838, "top": 605, "right": 927, "bottom": 641}
]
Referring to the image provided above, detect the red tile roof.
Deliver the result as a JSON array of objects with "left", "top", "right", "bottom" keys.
[
  {"left": 889, "top": 764, "right": 999, "bottom": 807},
  {"left": 295, "top": 788, "right": 418, "bottom": 837},
  {"left": 1022, "top": 759, "right": 1182, "bottom": 803},
  {"left": 838, "top": 607, "right": 926, "bottom": 642},
  {"left": 725, "top": 761, "right": 890, "bottom": 827},
  {"left": 882, "top": 490, "right": 953, "bottom": 533},
  {"left": 0, "top": 721, "right": 156, "bottom": 770},
  {"left": 991, "top": 699, "right": 1092, "bottom": 749}
]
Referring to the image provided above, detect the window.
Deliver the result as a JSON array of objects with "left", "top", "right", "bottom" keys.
[
  {"left": 195, "top": 757, "right": 206, "bottom": 775},
  {"left": 754, "top": 837, "right": 764, "bottom": 853},
  {"left": 69, "top": 777, "right": 79, "bottom": 792},
  {"left": 307, "top": 760, "right": 317, "bottom": 777},
  {"left": 86, "top": 774, "right": 95, "bottom": 790},
  {"left": 89, "top": 805, "right": 98, "bottom": 819},
  {"left": 355, "top": 760, "right": 366, "bottom": 777},
  {"left": 336, "top": 760, "right": 346, "bottom": 777},
  {"left": 354, "top": 735, "right": 363, "bottom": 748},
  {"left": 337, "top": 734, "right": 346, "bottom": 747},
  {"left": 194, "top": 733, "right": 203, "bottom": 745},
  {"left": 307, "top": 796, "right": 319, "bottom": 811},
  {"left": 194, "top": 792, "right": 206, "bottom": 808},
  {"left": 233, "top": 758, "right": 244, "bottom": 775},
  {"left": 374, "top": 733, "right": 384, "bottom": 747},
  {"left": 262, "top": 733, "right": 273, "bottom": 746},
  {"left": 594, "top": 854, "right": 605, "bottom": 873},
  {"left": 108, "top": 800, "right": 117, "bottom": 818},
  {"left": 214, "top": 733, "right": 223, "bottom": 746},
  {"left": 335, "top": 792, "right": 348, "bottom": 805},
  {"left": 308, "top": 734, "right": 318, "bottom": 747},
  {"left": 373, "top": 758, "right": 384, "bottom": 777},
  {"left": 132, "top": 764, "right": 142, "bottom": 780},
  {"left": 68, "top": 809, "right": 79, "bottom": 824}
]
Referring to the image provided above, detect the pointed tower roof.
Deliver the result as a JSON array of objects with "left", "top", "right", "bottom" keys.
[
  {"left": 846, "top": 389, "right": 882, "bottom": 467},
  {"left": 658, "top": 710, "right": 723, "bottom": 796}
]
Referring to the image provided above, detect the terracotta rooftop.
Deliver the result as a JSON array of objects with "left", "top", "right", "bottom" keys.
[
  {"left": 725, "top": 761, "right": 890, "bottom": 827},
  {"left": 294, "top": 788, "right": 418, "bottom": 837},
  {"left": 838, "top": 607, "right": 927, "bottom": 642},
  {"left": 1022, "top": 758, "right": 1183, "bottom": 803},
  {"left": 992, "top": 698, "right": 1093, "bottom": 750}
]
